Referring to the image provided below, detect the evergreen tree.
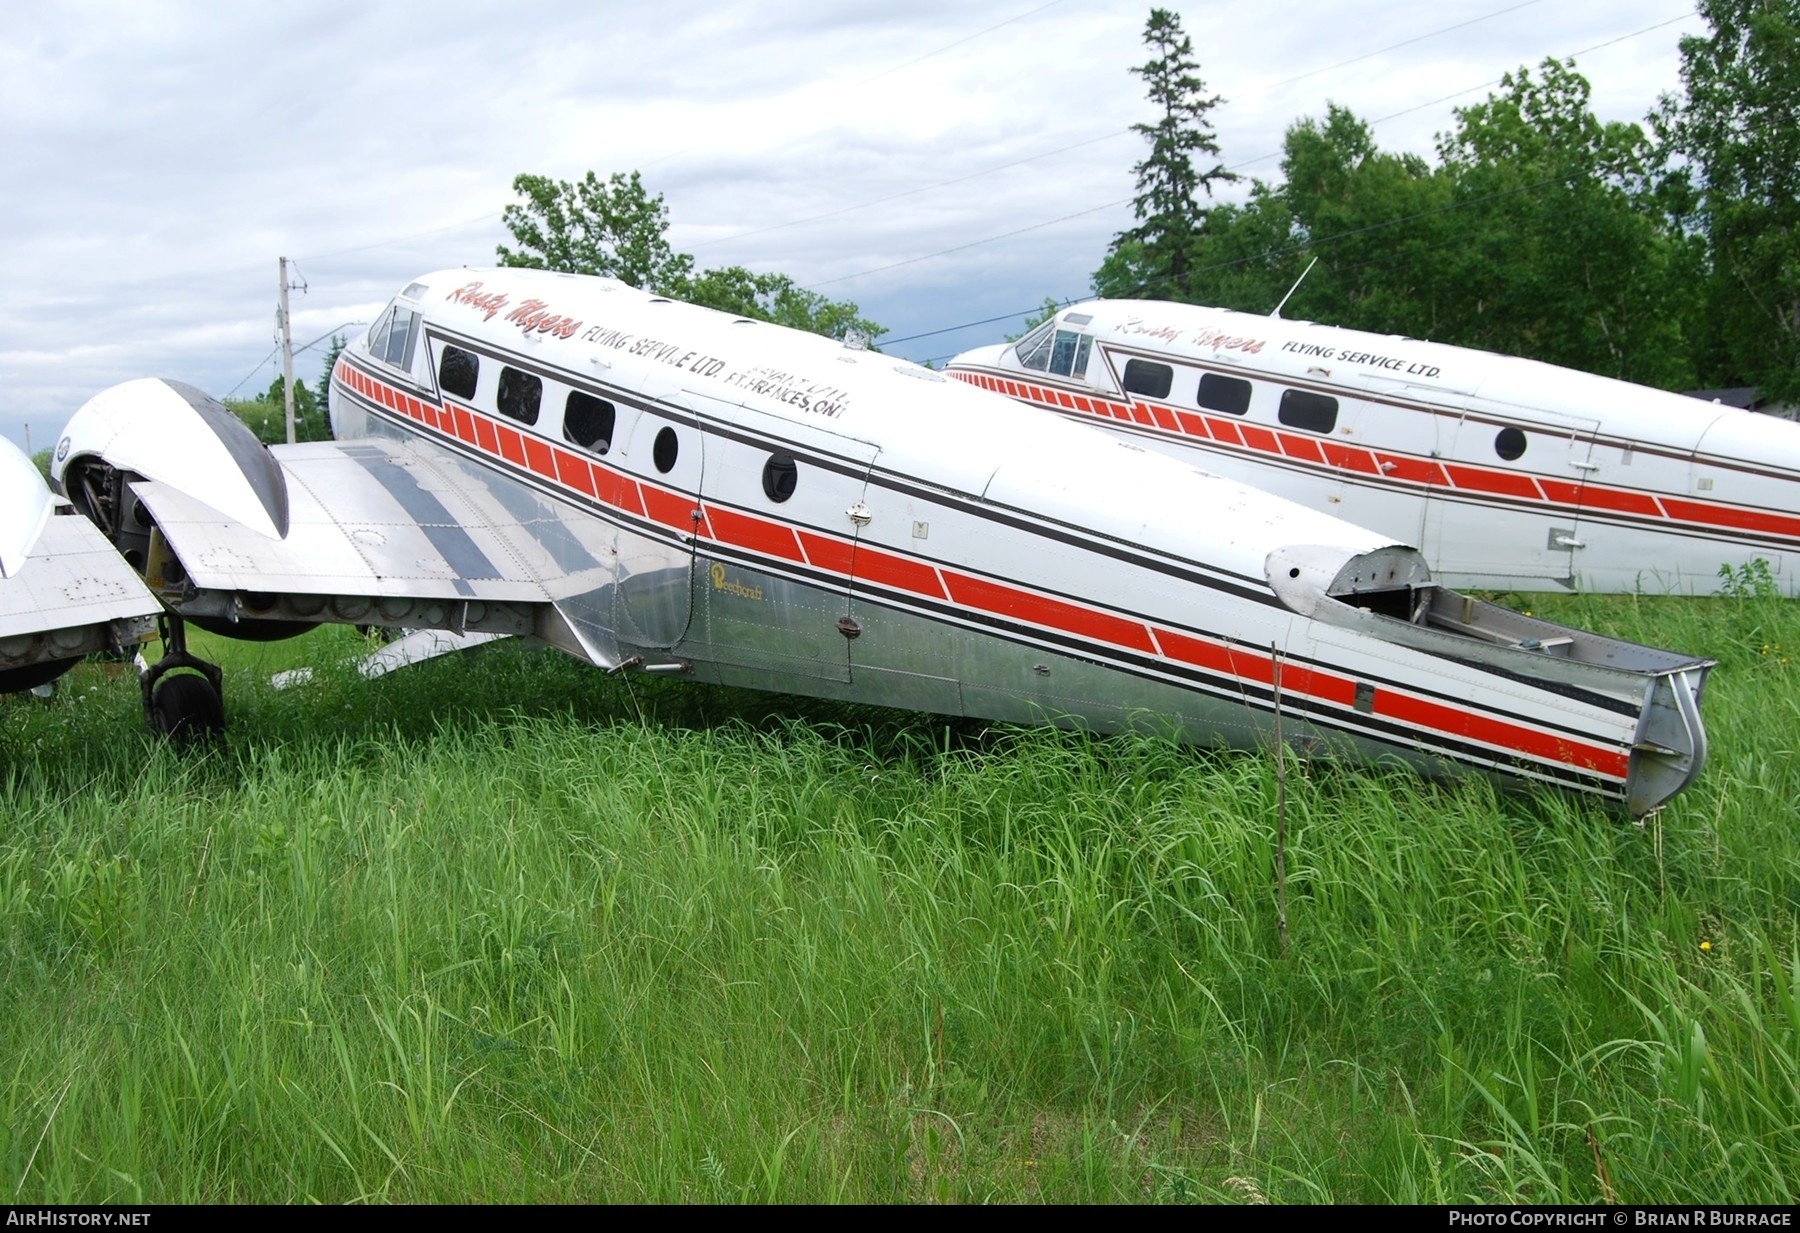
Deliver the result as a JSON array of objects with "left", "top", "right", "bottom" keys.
[
  {"left": 1108, "top": 8, "right": 1237, "bottom": 299},
  {"left": 312, "top": 334, "right": 346, "bottom": 432}
]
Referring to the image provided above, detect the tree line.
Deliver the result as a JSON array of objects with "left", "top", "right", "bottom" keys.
[
  {"left": 223, "top": 0, "right": 1793, "bottom": 447},
  {"left": 1097, "top": 0, "right": 1800, "bottom": 401}
]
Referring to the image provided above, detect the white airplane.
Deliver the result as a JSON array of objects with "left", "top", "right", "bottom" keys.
[
  {"left": 1, "top": 435, "right": 159, "bottom": 698},
  {"left": 945, "top": 300, "right": 1800, "bottom": 595},
  {"left": 50, "top": 269, "right": 1712, "bottom": 814}
]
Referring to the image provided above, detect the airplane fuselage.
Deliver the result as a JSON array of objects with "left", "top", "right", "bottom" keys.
[
  {"left": 306, "top": 270, "right": 1706, "bottom": 813},
  {"left": 946, "top": 302, "right": 1800, "bottom": 596}
]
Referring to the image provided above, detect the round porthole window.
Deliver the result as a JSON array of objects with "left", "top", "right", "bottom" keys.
[
  {"left": 1495, "top": 427, "right": 1527, "bottom": 461},
  {"left": 653, "top": 426, "right": 679, "bottom": 473},
  {"left": 762, "top": 452, "right": 798, "bottom": 503}
]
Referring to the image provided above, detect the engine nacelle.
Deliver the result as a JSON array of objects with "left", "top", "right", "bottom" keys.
[
  {"left": 52, "top": 378, "right": 290, "bottom": 542},
  {"left": 52, "top": 379, "right": 315, "bottom": 643},
  {"left": 0, "top": 437, "right": 56, "bottom": 580}
]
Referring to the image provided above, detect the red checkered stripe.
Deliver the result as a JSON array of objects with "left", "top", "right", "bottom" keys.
[{"left": 948, "top": 369, "right": 1800, "bottom": 547}]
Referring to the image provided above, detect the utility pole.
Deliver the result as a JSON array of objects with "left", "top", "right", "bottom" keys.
[
  {"left": 278, "top": 257, "right": 297, "bottom": 444},
  {"left": 277, "top": 258, "right": 308, "bottom": 444}
]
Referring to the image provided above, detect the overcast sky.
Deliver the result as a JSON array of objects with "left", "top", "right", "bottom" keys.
[{"left": 1, "top": 0, "right": 1710, "bottom": 452}]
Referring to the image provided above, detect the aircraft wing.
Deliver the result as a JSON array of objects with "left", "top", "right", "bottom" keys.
[
  {"left": 0, "top": 510, "right": 161, "bottom": 637},
  {"left": 128, "top": 434, "right": 625, "bottom": 668},
  {"left": 2, "top": 438, "right": 159, "bottom": 690}
]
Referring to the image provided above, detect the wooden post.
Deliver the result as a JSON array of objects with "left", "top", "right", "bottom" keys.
[
  {"left": 1271, "top": 641, "right": 1288, "bottom": 959},
  {"left": 279, "top": 257, "right": 297, "bottom": 444}
]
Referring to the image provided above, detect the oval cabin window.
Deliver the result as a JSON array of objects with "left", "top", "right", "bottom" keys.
[
  {"left": 762, "top": 453, "right": 798, "bottom": 503},
  {"left": 653, "top": 426, "right": 679, "bottom": 474},
  {"left": 1495, "top": 427, "right": 1527, "bottom": 461}
]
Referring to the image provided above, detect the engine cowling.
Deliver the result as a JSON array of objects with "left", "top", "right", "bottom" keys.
[
  {"left": 53, "top": 378, "right": 290, "bottom": 542},
  {"left": 53, "top": 378, "right": 315, "bottom": 641}
]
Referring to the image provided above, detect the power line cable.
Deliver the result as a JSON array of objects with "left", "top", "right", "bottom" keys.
[
  {"left": 1260, "top": 0, "right": 1547, "bottom": 92},
  {"left": 694, "top": 1, "right": 1580, "bottom": 257},
  {"left": 879, "top": 173, "right": 1562, "bottom": 346},
  {"left": 287, "top": 6, "right": 1079, "bottom": 271},
  {"left": 689, "top": 128, "right": 1133, "bottom": 251},
  {"left": 807, "top": 197, "right": 1131, "bottom": 290},
  {"left": 224, "top": 321, "right": 365, "bottom": 397}
]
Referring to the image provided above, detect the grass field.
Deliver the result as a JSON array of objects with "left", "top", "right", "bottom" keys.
[{"left": 2, "top": 589, "right": 1797, "bottom": 1203}]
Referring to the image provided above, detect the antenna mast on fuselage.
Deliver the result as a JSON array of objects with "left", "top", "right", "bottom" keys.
[{"left": 1270, "top": 257, "right": 1319, "bottom": 320}]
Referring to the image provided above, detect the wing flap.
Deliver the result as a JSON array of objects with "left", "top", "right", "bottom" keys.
[{"left": 0, "top": 513, "right": 161, "bottom": 641}]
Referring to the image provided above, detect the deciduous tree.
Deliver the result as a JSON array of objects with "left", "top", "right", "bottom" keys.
[
  {"left": 499, "top": 171, "right": 881, "bottom": 342},
  {"left": 1433, "top": 59, "right": 1695, "bottom": 386},
  {"left": 1654, "top": 0, "right": 1800, "bottom": 401},
  {"left": 497, "top": 171, "right": 695, "bottom": 293}
]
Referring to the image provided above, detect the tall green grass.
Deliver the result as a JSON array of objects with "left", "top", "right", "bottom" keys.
[{"left": 1, "top": 595, "right": 1796, "bottom": 1203}]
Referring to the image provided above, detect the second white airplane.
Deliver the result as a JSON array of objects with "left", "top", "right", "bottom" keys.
[{"left": 947, "top": 300, "right": 1800, "bottom": 596}]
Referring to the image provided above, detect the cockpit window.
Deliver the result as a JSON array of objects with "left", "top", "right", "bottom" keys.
[
  {"left": 1012, "top": 320, "right": 1054, "bottom": 368},
  {"left": 1016, "top": 322, "right": 1093, "bottom": 377},
  {"left": 366, "top": 301, "right": 419, "bottom": 371}
]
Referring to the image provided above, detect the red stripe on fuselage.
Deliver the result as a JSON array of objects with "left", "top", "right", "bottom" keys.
[
  {"left": 962, "top": 367, "right": 1800, "bottom": 547},
  {"left": 942, "top": 571, "right": 1157, "bottom": 656}
]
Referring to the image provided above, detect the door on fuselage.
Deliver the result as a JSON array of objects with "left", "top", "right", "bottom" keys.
[
  {"left": 613, "top": 402, "right": 704, "bottom": 648},
  {"left": 693, "top": 398, "right": 878, "bottom": 686},
  {"left": 1423, "top": 412, "right": 1598, "bottom": 589}
]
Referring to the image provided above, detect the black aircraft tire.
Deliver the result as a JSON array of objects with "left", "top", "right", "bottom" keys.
[{"left": 151, "top": 673, "right": 225, "bottom": 741}]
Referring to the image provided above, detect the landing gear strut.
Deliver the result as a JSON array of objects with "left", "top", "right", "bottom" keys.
[{"left": 140, "top": 613, "right": 224, "bottom": 741}]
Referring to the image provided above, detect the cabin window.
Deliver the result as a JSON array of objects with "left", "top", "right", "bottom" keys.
[
  {"left": 762, "top": 452, "right": 798, "bottom": 503},
  {"left": 438, "top": 346, "right": 479, "bottom": 400},
  {"left": 1278, "top": 388, "right": 1338, "bottom": 434},
  {"left": 1122, "top": 359, "right": 1174, "bottom": 400},
  {"left": 1495, "top": 427, "right": 1527, "bottom": 461},
  {"left": 497, "top": 366, "right": 542, "bottom": 426},
  {"left": 1197, "top": 373, "right": 1252, "bottom": 416},
  {"left": 1016, "top": 324, "right": 1093, "bottom": 377},
  {"left": 653, "top": 426, "right": 679, "bottom": 473},
  {"left": 564, "top": 391, "right": 615, "bottom": 453}
]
